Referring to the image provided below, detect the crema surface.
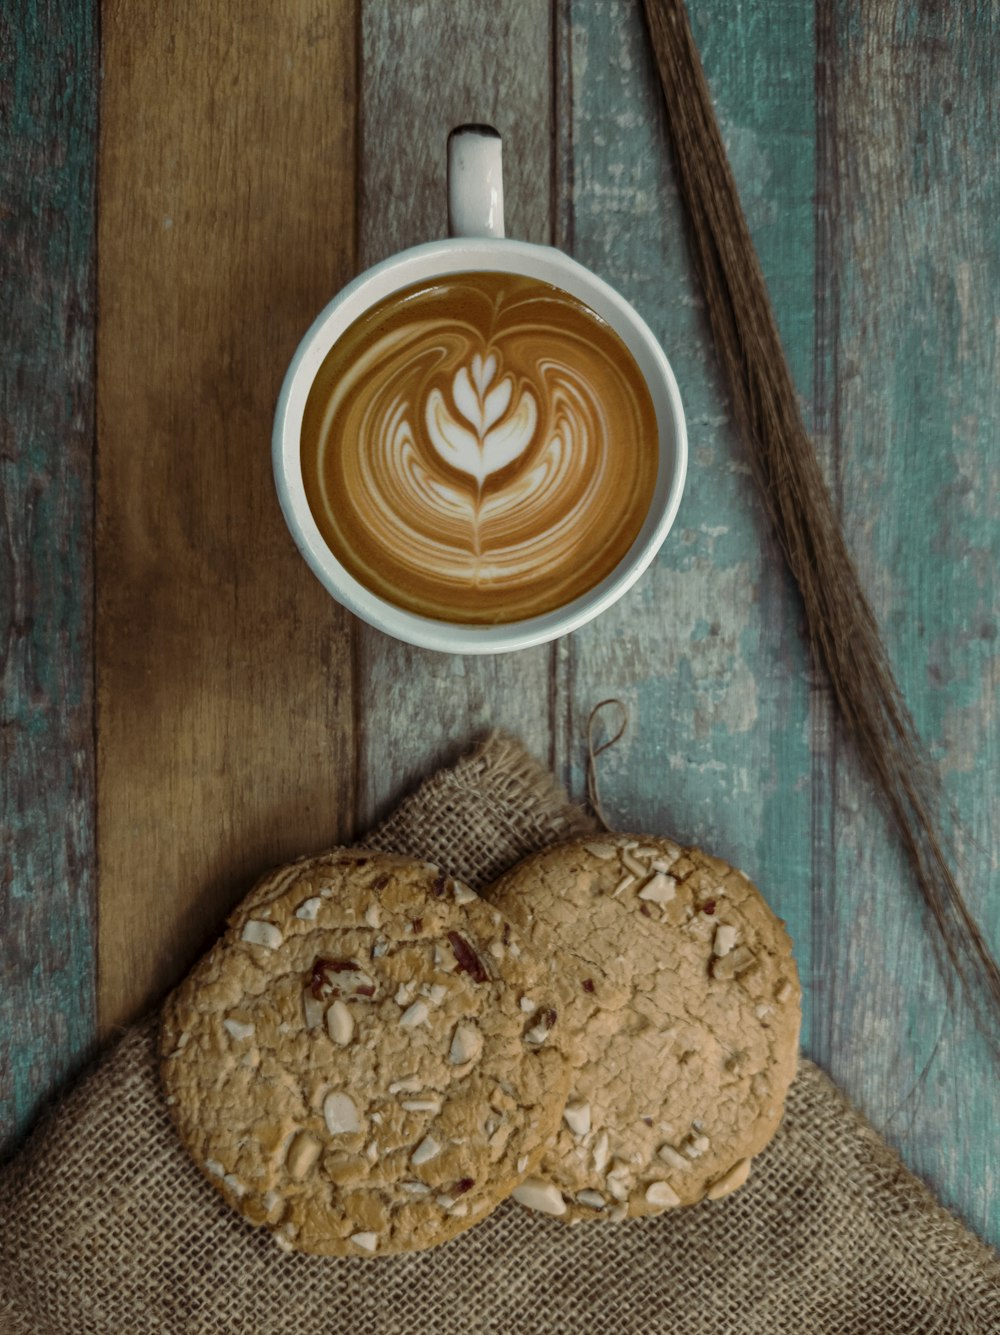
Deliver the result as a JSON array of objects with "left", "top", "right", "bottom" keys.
[{"left": 301, "top": 272, "right": 658, "bottom": 623}]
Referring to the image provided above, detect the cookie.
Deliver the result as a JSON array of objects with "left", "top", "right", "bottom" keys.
[
  {"left": 160, "top": 849, "right": 573, "bottom": 1255},
  {"left": 484, "top": 834, "right": 800, "bottom": 1222}
]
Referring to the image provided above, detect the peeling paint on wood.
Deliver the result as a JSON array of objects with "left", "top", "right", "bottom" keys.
[
  {"left": 0, "top": 0, "right": 98, "bottom": 1156},
  {"left": 817, "top": 0, "right": 999, "bottom": 1246}
]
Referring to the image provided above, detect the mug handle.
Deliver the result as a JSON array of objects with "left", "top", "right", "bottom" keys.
[{"left": 447, "top": 124, "right": 505, "bottom": 239}]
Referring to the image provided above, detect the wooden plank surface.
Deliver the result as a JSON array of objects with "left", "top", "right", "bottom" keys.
[
  {"left": 355, "top": 0, "right": 997, "bottom": 1246},
  {"left": 0, "top": 0, "right": 98, "bottom": 1154},
  {"left": 355, "top": 0, "right": 556, "bottom": 828},
  {"left": 95, "top": 0, "right": 358, "bottom": 1035},
  {"left": 1, "top": 0, "right": 995, "bottom": 1257},
  {"left": 819, "top": 0, "right": 999, "bottom": 1245}
]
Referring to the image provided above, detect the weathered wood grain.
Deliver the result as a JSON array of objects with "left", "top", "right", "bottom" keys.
[
  {"left": 96, "top": 0, "right": 358, "bottom": 1035},
  {"left": 3, "top": 0, "right": 994, "bottom": 1257},
  {"left": 819, "top": 0, "right": 999, "bottom": 1245},
  {"left": 355, "top": 0, "right": 555, "bottom": 828},
  {"left": 554, "top": 0, "right": 818, "bottom": 1037},
  {"left": 0, "top": 1, "right": 98, "bottom": 1154}
]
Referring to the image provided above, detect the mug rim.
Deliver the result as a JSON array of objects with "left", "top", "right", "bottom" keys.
[{"left": 273, "top": 237, "right": 687, "bottom": 654}]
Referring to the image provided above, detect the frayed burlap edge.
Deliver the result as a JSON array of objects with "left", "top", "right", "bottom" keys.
[{"left": 369, "top": 729, "right": 596, "bottom": 888}]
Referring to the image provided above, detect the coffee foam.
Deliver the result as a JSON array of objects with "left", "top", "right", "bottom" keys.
[{"left": 301, "top": 273, "right": 658, "bottom": 623}]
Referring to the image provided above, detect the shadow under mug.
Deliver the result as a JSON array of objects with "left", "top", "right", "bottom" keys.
[{"left": 273, "top": 124, "right": 687, "bottom": 655}]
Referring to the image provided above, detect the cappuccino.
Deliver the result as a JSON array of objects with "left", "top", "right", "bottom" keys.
[{"left": 300, "top": 272, "right": 658, "bottom": 624}]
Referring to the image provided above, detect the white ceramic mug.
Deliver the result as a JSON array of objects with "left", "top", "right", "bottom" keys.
[{"left": 273, "top": 125, "right": 687, "bottom": 655}]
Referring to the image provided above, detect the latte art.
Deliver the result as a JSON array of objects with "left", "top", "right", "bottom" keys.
[
  {"left": 300, "top": 273, "right": 659, "bottom": 623},
  {"left": 425, "top": 351, "right": 537, "bottom": 487}
]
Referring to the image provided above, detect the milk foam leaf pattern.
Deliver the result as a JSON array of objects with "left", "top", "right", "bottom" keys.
[
  {"left": 471, "top": 352, "right": 494, "bottom": 395},
  {"left": 455, "top": 352, "right": 512, "bottom": 433},
  {"left": 425, "top": 354, "right": 538, "bottom": 486},
  {"left": 424, "top": 392, "right": 478, "bottom": 476}
]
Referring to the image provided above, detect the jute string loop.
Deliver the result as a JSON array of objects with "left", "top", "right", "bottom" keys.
[{"left": 586, "top": 698, "right": 628, "bottom": 833}]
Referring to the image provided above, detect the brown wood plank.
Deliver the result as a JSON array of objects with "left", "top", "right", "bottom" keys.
[
  {"left": 355, "top": 0, "right": 556, "bottom": 827},
  {"left": 0, "top": 0, "right": 98, "bottom": 1153},
  {"left": 96, "top": 0, "right": 358, "bottom": 1036}
]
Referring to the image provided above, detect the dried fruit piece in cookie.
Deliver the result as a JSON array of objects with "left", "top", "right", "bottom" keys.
[
  {"left": 484, "top": 835, "right": 800, "bottom": 1223},
  {"left": 160, "top": 849, "right": 573, "bottom": 1255}
]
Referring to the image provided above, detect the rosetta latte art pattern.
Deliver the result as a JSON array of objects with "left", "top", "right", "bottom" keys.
[{"left": 300, "top": 273, "right": 658, "bottom": 623}]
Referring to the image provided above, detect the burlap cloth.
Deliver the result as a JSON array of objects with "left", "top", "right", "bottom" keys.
[{"left": 2, "top": 735, "right": 998, "bottom": 1334}]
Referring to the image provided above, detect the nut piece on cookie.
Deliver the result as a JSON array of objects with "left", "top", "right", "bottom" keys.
[
  {"left": 483, "top": 834, "right": 800, "bottom": 1224},
  {"left": 160, "top": 849, "right": 573, "bottom": 1256},
  {"left": 512, "top": 1177, "right": 568, "bottom": 1216},
  {"left": 705, "top": 1156, "right": 752, "bottom": 1200}
]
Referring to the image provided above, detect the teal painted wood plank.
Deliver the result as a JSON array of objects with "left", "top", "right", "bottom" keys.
[
  {"left": 555, "top": 0, "right": 819, "bottom": 1048},
  {"left": 821, "top": 0, "right": 999, "bottom": 1246},
  {"left": 0, "top": 2, "right": 98, "bottom": 1154}
]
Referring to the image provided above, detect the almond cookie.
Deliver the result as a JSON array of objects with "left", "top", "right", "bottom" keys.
[
  {"left": 484, "top": 835, "right": 800, "bottom": 1223},
  {"left": 160, "top": 849, "right": 573, "bottom": 1255}
]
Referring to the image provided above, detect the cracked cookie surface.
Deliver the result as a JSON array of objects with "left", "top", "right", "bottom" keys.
[
  {"left": 160, "top": 849, "right": 572, "bottom": 1255},
  {"left": 484, "top": 835, "right": 801, "bottom": 1222}
]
